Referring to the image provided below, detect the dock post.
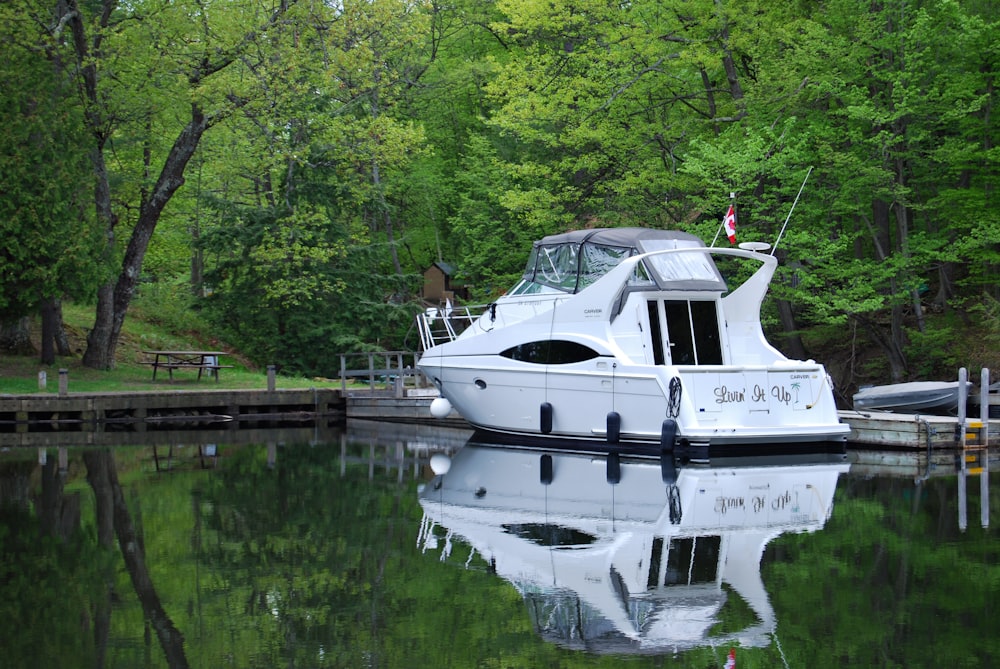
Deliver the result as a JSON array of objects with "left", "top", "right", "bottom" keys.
[
  {"left": 368, "top": 353, "right": 376, "bottom": 395},
  {"left": 957, "top": 367, "right": 990, "bottom": 531},
  {"left": 58, "top": 369, "right": 68, "bottom": 396},
  {"left": 958, "top": 367, "right": 969, "bottom": 532},
  {"left": 267, "top": 365, "right": 276, "bottom": 392},
  {"left": 958, "top": 468, "right": 968, "bottom": 531},
  {"left": 395, "top": 352, "right": 404, "bottom": 398},
  {"left": 982, "top": 368, "right": 990, "bottom": 529},
  {"left": 384, "top": 353, "right": 391, "bottom": 391},
  {"left": 980, "top": 368, "right": 990, "bottom": 441}
]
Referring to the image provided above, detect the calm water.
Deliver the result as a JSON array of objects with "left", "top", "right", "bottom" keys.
[{"left": 1, "top": 420, "right": 996, "bottom": 669}]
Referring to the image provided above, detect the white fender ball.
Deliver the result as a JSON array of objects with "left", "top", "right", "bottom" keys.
[
  {"left": 430, "top": 453, "right": 452, "bottom": 475},
  {"left": 430, "top": 397, "right": 453, "bottom": 419}
]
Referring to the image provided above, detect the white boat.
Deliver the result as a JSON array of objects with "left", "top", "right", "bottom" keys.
[
  {"left": 851, "top": 380, "right": 970, "bottom": 414},
  {"left": 417, "top": 441, "right": 849, "bottom": 653},
  {"left": 416, "top": 228, "right": 849, "bottom": 452}
]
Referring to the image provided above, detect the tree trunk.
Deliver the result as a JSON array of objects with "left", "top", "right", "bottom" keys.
[
  {"left": 40, "top": 298, "right": 57, "bottom": 365},
  {"left": 68, "top": 0, "right": 299, "bottom": 370},
  {"left": 83, "top": 449, "right": 115, "bottom": 669},
  {"left": 855, "top": 313, "right": 908, "bottom": 382},
  {"left": 775, "top": 299, "right": 808, "bottom": 360},
  {"left": 84, "top": 450, "right": 191, "bottom": 669},
  {"left": 872, "top": 199, "right": 908, "bottom": 380},
  {"left": 83, "top": 105, "right": 210, "bottom": 369},
  {"left": 54, "top": 300, "right": 72, "bottom": 356}
]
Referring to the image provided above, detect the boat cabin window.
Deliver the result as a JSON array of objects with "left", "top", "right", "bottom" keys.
[
  {"left": 500, "top": 340, "right": 600, "bottom": 364},
  {"left": 503, "top": 523, "right": 597, "bottom": 547}
]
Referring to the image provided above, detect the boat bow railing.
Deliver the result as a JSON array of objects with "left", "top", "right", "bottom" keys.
[{"left": 417, "top": 304, "right": 482, "bottom": 350}]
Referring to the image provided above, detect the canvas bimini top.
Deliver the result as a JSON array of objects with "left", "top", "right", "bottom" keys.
[{"left": 509, "top": 227, "right": 728, "bottom": 296}]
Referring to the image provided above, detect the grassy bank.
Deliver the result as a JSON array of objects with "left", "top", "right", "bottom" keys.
[{"left": 0, "top": 303, "right": 345, "bottom": 394}]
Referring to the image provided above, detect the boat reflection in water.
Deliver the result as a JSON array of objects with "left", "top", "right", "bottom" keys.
[{"left": 417, "top": 436, "right": 848, "bottom": 654}]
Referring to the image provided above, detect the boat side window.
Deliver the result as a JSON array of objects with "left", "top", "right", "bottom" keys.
[
  {"left": 522, "top": 240, "right": 648, "bottom": 294},
  {"left": 577, "top": 244, "right": 631, "bottom": 290},
  {"left": 500, "top": 340, "right": 600, "bottom": 364},
  {"left": 627, "top": 261, "right": 655, "bottom": 287}
]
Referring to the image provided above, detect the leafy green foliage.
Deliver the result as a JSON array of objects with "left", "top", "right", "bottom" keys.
[
  {"left": 198, "top": 196, "right": 420, "bottom": 374},
  {"left": 765, "top": 475, "right": 1000, "bottom": 667},
  {"left": 0, "top": 494, "right": 108, "bottom": 668},
  {"left": 0, "top": 1, "right": 106, "bottom": 318},
  {"left": 3, "top": 0, "right": 1000, "bottom": 384}
]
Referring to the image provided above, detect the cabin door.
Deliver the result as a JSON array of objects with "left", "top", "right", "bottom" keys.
[{"left": 646, "top": 299, "right": 723, "bottom": 365}]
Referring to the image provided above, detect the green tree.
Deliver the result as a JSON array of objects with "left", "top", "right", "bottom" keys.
[
  {"left": 0, "top": 1, "right": 105, "bottom": 361},
  {"left": 16, "top": 0, "right": 302, "bottom": 369}
]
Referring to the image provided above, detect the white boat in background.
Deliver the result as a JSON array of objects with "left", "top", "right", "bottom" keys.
[
  {"left": 852, "top": 381, "right": 971, "bottom": 415},
  {"left": 417, "top": 441, "right": 849, "bottom": 653},
  {"left": 416, "top": 228, "right": 849, "bottom": 452}
]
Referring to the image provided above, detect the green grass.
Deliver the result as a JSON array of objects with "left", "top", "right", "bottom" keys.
[{"left": 0, "top": 303, "right": 348, "bottom": 394}]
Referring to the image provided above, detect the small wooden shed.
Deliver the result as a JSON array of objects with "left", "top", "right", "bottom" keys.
[{"left": 421, "top": 261, "right": 466, "bottom": 303}]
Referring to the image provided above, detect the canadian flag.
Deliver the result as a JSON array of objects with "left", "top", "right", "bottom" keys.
[
  {"left": 723, "top": 205, "right": 737, "bottom": 244},
  {"left": 724, "top": 648, "right": 736, "bottom": 668}
]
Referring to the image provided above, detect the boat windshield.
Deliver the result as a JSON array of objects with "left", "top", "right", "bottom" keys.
[
  {"left": 520, "top": 242, "right": 653, "bottom": 294},
  {"left": 512, "top": 228, "right": 728, "bottom": 295}
]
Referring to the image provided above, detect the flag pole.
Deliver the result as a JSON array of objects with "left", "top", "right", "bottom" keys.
[
  {"left": 710, "top": 223, "right": 722, "bottom": 247},
  {"left": 771, "top": 167, "right": 813, "bottom": 255},
  {"left": 710, "top": 192, "right": 736, "bottom": 247}
]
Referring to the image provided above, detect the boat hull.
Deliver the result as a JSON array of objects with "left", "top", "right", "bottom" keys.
[
  {"left": 419, "top": 354, "right": 850, "bottom": 450},
  {"left": 852, "top": 381, "right": 970, "bottom": 414}
]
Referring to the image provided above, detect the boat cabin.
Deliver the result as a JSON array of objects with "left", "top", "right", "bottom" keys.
[{"left": 510, "top": 228, "right": 733, "bottom": 366}]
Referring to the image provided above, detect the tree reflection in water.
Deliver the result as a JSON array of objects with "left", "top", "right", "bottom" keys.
[{"left": 0, "top": 425, "right": 997, "bottom": 668}]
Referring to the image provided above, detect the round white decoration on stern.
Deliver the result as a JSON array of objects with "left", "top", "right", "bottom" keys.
[
  {"left": 430, "top": 397, "right": 453, "bottom": 419},
  {"left": 430, "top": 453, "right": 452, "bottom": 475}
]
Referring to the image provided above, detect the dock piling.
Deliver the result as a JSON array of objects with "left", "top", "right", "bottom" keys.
[{"left": 957, "top": 367, "right": 990, "bottom": 531}]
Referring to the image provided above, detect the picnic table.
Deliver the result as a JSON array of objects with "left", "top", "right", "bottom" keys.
[{"left": 142, "top": 350, "right": 232, "bottom": 382}]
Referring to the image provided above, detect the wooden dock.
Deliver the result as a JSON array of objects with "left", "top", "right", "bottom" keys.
[
  {"left": 1, "top": 382, "right": 996, "bottom": 452},
  {"left": 0, "top": 388, "right": 345, "bottom": 447},
  {"left": 345, "top": 389, "right": 466, "bottom": 427},
  {"left": 836, "top": 410, "right": 989, "bottom": 449}
]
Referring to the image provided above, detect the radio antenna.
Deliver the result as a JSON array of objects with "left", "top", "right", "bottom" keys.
[{"left": 771, "top": 166, "right": 813, "bottom": 255}]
